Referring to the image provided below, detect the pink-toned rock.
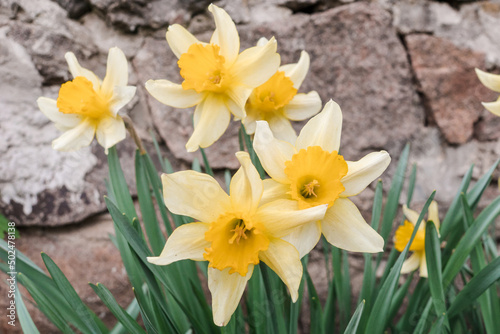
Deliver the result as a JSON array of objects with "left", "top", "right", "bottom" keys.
[{"left": 406, "top": 34, "right": 495, "bottom": 144}]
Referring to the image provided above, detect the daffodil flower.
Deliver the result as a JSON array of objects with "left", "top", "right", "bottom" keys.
[
  {"left": 475, "top": 68, "right": 500, "bottom": 116},
  {"left": 394, "top": 201, "right": 440, "bottom": 278},
  {"left": 145, "top": 4, "right": 280, "bottom": 152},
  {"left": 147, "top": 152, "right": 327, "bottom": 326},
  {"left": 253, "top": 100, "right": 390, "bottom": 257},
  {"left": 243, "top": 38, "right": 321, "bottom": 143},
  {"left": 37, "top": 47, "right": 136, "bottom": 153}
]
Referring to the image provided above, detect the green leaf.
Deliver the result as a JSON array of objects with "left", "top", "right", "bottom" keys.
[
  {"left": 199, "top": 147, "right": 214, "bottom": 177},
  {"left": 413, "top": 299, "right": 433, "bottom": 334},
  {"left": 14, "top": 281, "right": 40, "bottom": 334},
  {"left": 288, "top": 276, "right": 304, "bottom": 334},
  {"left": 304, "top": 265, "right": 324, "bottom": 334},
  {"left": 41, "top": 253, "right": 103, "bottom": 334},
  {"left": 447, "top": 255, "right": 500, "bottom": 317},
  {"left": 344, "top": 300, "right": 365, "bottom": 334},
  {"left": 90, "top": 283, "right": 146, "bottom": 334},
  {"left": 406, "top": 163, "right": 417, "bottom": 206},
  {"left": 109, "top": 297, "right": 141, "bottom": 334}
]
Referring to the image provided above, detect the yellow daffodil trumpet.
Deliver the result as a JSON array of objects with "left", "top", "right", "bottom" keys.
[
  {"left": 253, "top": 100, "right": 391, "bottom": 257},
  {"left": 145, "top": 4, "right": 280, "bottom": 152},
  {"left": 147, "top": 152, "right": 328, "bottom": 326},
  {"left": 37, "top": 47, "right": 136, "bottom": 153}
]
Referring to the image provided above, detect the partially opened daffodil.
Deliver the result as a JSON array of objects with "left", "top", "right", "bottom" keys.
[
  {"left": 253, "top": 100, "right": 390, "bottom": 257},
  {"left": 394, "top": 201, "right": 440, "bottom": 278},
  {"left": 147, "top": 152, "right": 327, "bottom": 326},
  {"left": 145, "top": 4, "right": 280, "bottom": 152},
  {"left": 475, "top": 68, "right": 500, "bottom": 116},
  {"left": 243, "top": 38, "right": 321, "bottom": 143},
  {"left": 37, "top": 47, "right": 136, "bottom": 153}
]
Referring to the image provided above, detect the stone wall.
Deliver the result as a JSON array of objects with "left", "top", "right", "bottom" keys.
[{"left": 1, "top": 0, "right": 500, "bottom": 332}]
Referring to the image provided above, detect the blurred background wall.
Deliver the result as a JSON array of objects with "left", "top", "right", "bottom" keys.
[{"left": 1, "top": 0, "right": 499, "bottom": 331}]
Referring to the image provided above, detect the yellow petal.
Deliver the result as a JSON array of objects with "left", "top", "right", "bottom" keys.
[
  {"left": 208, "top": 265, "right": 253, "bottom": 326},
  {"left": 108, "top": 86, "right": 136, "bottom": 116},
  {"left": 95, "top": 115, "right": 126, "bottom": 154},
  {"left": 186, "top": 94, "right": 231, "bottom": 152},
  {"left": 279, "top": 50, "right": 310, "bottom": 89},
  {"left": 209, "top": 4, "right": 240, "bottom": 66},
  {"left": 230, "top": 152, "right": 263, "bottom": 214},
  {"left": 37, "top": 97, "right": 81, "bottom": 130},
  {"left": 482, "top": 100, "right": 500, "bottom": 116},
  {"left": 419, "top": 252, "right": 428, "bottom": 278},
  {"left": 253, "top": 121, "right": 295, "bottom": 183},
  {"left": 402, "top": 204, "right": 421, "bottom": 226},
  {"left": 341, "top": 151, "right": 391, "bottom": 197},
  {"left": 281, "top": 221, "right": 321, "bottom": 258},
  {"left": 225, "top": 85, "right": 251, "bottom": 119},
  {"left": 475, "top": 68, "right": 500, "bottom": 93},
  {"left": 145, "top": 79, "right": 203, "bottom": 108},
  {"left": 147, "top": 222, "right": 210, "bottom": 264},
  {"left": 401, "top": 252, "right": 421, "bottom": 274},
  {"left": 101, "top": 47, "right": 128, "bottom": 96},
  {"left": 166, "top": 24, "right": 202, "bottom": 59},
  {"left": 52, "top": 118, "right": 96, "bottom": 151},
  {"left": 428, "top": 201, "right": 440, "bottom": 231},
  {"left": 321, "top": 198, "right": 384, "bottom": 252},
  {"left": 255, "top": 199, "right": 327, "bottom": 238},
  {"left": 259, "top": 238, "right": 302, "bottom": 301},
  {"left": 296, "top": 99, "right": 342, "bottom": 153},
  {"left": 260, "top": 179, "right": 290, "bottom": 206},
  {"left": 241, "top": 105, "right": 260, "bottom": 133},
  {"left": 268, "top": 114, "right": 297, "bottom": 144},
  {"left": 64, "top": 52, "right": 101, "bottom": 91},
  {"left": 283, "top": 91, "right": 322, "bottom": 121},
  {"left": 161, "top": 171, "right": 230, "bottom": 223},
  {"left": 231, "top": 38, "right": 280, "bottom": 87}
]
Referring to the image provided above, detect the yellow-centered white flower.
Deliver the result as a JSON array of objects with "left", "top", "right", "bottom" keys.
[
  {"left": 37, "top": 47, "right": 136, "bottom": 153},
  {"left": 253, "top": 100, "right": 390, "bottom": 257},
  {"left": 243, "top": 38, "right": 321, "bottom": 143},
  {"left": 145, "top": 4, "right": 280, "bottom": 152},
  {"left": 394, "top": 201, "right": 440, "bottom": 278},
  {"left": 475, "top": 68, "right": 500, "bottom": 116},
  {"left": 147, "top": 152, "right": 327, "bottom": 326}
]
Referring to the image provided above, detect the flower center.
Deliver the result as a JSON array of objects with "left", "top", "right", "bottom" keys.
[
  {"left": 178, "top": 43, "right": 229, "bottom": 93},
  {"left": 284, "top": 146, "right": 348, "bottom": 209},
  {"left": 247, "top": 71, "right": 297, "bottom": 113},
  {"left": 204, "top": 213, "right": 269, "bottom": 276},
  {"left": 56, "top": 76, "right": 111, "bottom": 119},
  {"left": 394, "top": 220, "right": 426, "bottom": 252}
]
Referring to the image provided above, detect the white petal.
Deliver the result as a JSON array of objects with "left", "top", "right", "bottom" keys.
[
  {"left": 341, "top": 151, "right": 391, "bottom": 197},
  {"left": 147, "top": 222, "right": 210, "bottom": 264},
  {"left": 253, "top": 121, "right": 295, "bottom": 183},
  {"left": 109, "top": 86, "right": 136, "bottom": 115},
  {"left": 52, "top": 118, "right": 96, "bottom": 151},
  {"left": 225, "top": 86, "right": 251, "bottom": 119},
  {"left": 402, "top": 205, "right": 421, "bottom": 226},
  {"left": 166, "top": 24, "right": 202, "bottom": 59},
  {"left": 64, "top": 52, "right": 101, "bottom": 90},
  {"left": 37, "top": 97, "right": 81, "bottom": 129},
  {"left": 162, "top": 171, "right": 230, "bottom": 223},
  {"left": 321, "top": 198, "right": 384, "bottom": 253},
  {"left": 230, "top": 152, "right": 263, "bottom": 214},
  {"left": 279, "top": 50, "right": 310, "bottom": 89},
  {"left": 296, "top": 99, "right": 342, "bottom": 153},
  {"left": 428, "top": 201, "right": 440, "bottom": 231},
  {"left": 482, "top": 100, "right": 500, "bottom": 116},
  {"left": 241, "top": 105, "right": 261, "bottom": 134},
  {"left": 400, "top": 252, "right": 421, "bottom": 274},
  {"left": 268, "top": 114, "right": 297, "bottom": 144},
  {"left": 475, "top": 68, "right": 500, "bottom": 93},
  {"left": 260, "top": 179, "right": 290, "bottom": 206},
  {"left": 283, "top": 91, "right": 322, "bottom": 121},
  {"left": 419, "top": 252, "right": 428, "bottom": 278},
  {"left": 209, "top": 4, "right": 239, "bottom": 66},
  {"left": 256, "top": 199, "right": 327, "bottom": 238},
  {"left": 231, "top": 38, "right": 280, "bottom": 88},
  {"left": 95, "top": 115, "right": 126, "bottom": 153},
  {"left": 259, "top": 238, "right": 302, "bottom": 301},
  {"left": 145, "top": 79, "right": 203, "bottom": 108},
  {"left": 101, "top": 47, "right": 129, "bottom": 96},
  {"left": 281, "top": 221, "right": 321, "bottom": 258},
  {"left": 186, "top": 94, "right": 231, "bottom": 152},
  {"left": 208, "top": 265, "right": 253, "bottom": 326}
]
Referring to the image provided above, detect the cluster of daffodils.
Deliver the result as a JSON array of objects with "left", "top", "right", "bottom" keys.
[{"left": 41, "top": 4, "right": 489, "bottom": 327}]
